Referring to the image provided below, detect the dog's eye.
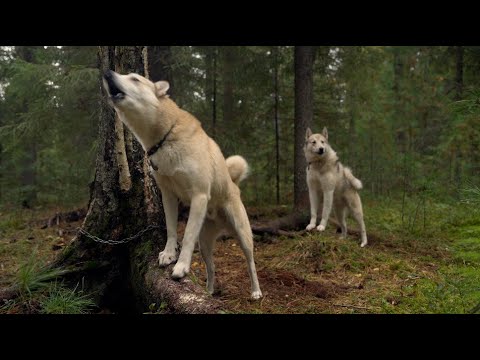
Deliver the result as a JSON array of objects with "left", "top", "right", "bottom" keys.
[
  {"left": 321, "top": 141, "right": 325, "bottom": 144},
  {"left": 312, "top": 141, "right": 316, "bottom": 145},
  {"left": 131, "top": 77, "right": 140, "bottom": 82}
]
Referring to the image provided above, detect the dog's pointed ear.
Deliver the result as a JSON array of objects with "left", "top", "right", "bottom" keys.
[
  {"left": 322, "top": 126, "right": 328, "bottom": 140},
  {"left": 154, "top": 81, "right": 170, "bottom": 98},
  {"left": 305, "top": 127, "right": 312, "bottom": 140}
]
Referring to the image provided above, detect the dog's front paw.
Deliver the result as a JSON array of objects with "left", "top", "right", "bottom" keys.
[
  {"left": 306, "top": 223, "right": 316, "bottom": 231},
  {"left": 251, "top": 290, "right": 263, "bottom": 300},
  {"left": 171, "top": 262, "right": 190, "bottom": 280},
  {"left": 360, "top": 240, "right": 368, "bottom": 248},
  {"left": 158, "top": 249, "right": 178, "bottom": 267},
  {"left": 316, "top": 224, "right": 326, "bottom": 232}
]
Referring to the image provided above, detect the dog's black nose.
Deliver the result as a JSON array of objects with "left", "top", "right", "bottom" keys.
[{"left": 318, "top": 148, "right": 325, "bottom": 155}]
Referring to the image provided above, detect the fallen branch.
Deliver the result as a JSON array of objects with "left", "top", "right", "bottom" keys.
[
  {"left": 42, "top": 208, "right": 87, "bottom": 229},
  {"left": 251, "top": 212, "right": 349, "bottom": 239},
  {"left": 251, "top": 212, "right": 309, "bottom": 238},
  {"left": 331, "top": 303, "right": 377, "bottom": 311}
]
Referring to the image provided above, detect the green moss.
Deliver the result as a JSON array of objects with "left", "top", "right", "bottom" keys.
[
  {"left": 375, "top": 221, "right": 480, "bottom": 314},
  {"left": 130, "top": 239, "right": 155, "bottom": 279}
]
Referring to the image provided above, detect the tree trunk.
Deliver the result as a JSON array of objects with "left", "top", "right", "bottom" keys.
[
  {"left": 45, "top": 46, "right": 222, "bottom": 314},
  {"left": 16, "top": 46, "right": 40, "bottom": 207},
  {"left": 222, "top": 46, "right": 235, "bottom": 125},
  {"left": 15, "top": 46, "right": 38, "bottom": 63},
  {"left": 213, "top": 48, "right": 218, "bottom": 139},
  {"left": 273, "top": 46, "right": 280, "bottom": 205},
  {"left": 293, "top": 46, "right": 315, "bottom": 210},
  {"left": 0, "top": 142, "right": 2, "bottom": 201},
  {"left": 455, "top": 46, "right": 464, "bottom": 101},
  {"left": 393, "top": 47, "right": 407, "bottom": 153},
  {"left": 147, "top": 46, "right": 174, "bottom": 99},
  {"left": 205, "top": 46, "right": 217, "bottom": 139},
  {"left": 454, "top": 46, "right": 464, "bottom": 195},
  {"left": 347, "top": 70, "right": 358, "bottom": 169},
  {"left": 19, "top": 143, "right": 37, "bottom": 208}
]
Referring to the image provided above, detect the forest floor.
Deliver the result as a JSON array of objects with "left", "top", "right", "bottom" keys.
[{"left": 1, "top": 196, "right": 480, "bottom": 314}]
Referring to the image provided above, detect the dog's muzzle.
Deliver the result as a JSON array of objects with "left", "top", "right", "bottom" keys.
[{"left": 104, "top": 70, "right": 125, "bottom": 101}]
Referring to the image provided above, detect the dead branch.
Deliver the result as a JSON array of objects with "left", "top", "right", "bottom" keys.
[{"left": 143, "top": 261, "right": 225, "bottom": 314}]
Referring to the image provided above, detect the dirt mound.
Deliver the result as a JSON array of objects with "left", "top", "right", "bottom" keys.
[{"left": 257, "top": 269, "right": 347, "bottom": 299}]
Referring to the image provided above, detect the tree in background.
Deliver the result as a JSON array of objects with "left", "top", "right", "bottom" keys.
[
  {"left": 293, "top": 46, "right": 315, "bottom": 210},
  {"left": 147, "top": 46, "right": 174, "bottom": 98},
  {"left": 272, "top": 46, "right": 280, "bottom": 204},
  {"left": 0, "top": 46, "right": 98, "bottom": 207},
  {"left": 221, "top": 46, "right": 236, "bottom": 126}
]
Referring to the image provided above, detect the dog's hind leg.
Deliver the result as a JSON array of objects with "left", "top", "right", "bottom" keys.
[
  {"left": 334, "top": 204, "right": 348, "bottom": 239},
  {"left": 223, "top": 197, "right": 262, "bottom": 300},
  {"left": 172, "top": 194, "right": 208, "bottom": 279},
  {"left": 349, "top": 195, "right": 367, "bottom": 247},
  {"left": 352, "top": 210, "right": 367, "bottom": 247},
  {"left": 199, "top": 219, "right": 221, "bottom": 295},
  {"left": 158, "top": 188, "right": 179, "bottom": 266}
]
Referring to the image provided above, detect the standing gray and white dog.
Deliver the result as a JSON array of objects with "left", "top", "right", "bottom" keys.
[{"left": 304, "top": 127, "right": 368, "bottom": 247}]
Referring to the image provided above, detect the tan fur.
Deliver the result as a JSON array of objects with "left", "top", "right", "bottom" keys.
[
  {"left": 226, "top": 155, "right": 249, "bottom": 186},
  {"left": 103, "top": 71, "right": 262, "bottom": 299},
  {"left": 304, "top": 127, "right": 368, "bottom": 247}
]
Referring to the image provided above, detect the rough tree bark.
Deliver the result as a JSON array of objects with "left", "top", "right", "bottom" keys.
[
  {"left": 293, "top": 46, "right": 315, "bottom": 210},
  {"left": 30, "top": 46, "right": 223, "bottom": 314}
]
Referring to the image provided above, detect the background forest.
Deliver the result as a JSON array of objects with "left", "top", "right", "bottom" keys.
[{"left": 1, "top": 46, "right": 479, "bottom": 208}]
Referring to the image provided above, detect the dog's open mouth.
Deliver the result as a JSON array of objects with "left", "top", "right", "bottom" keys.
[{"left": 104, "top": 71, "right": 125, "bottom": 102}]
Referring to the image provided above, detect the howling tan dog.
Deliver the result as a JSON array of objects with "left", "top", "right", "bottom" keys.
[
  {"left": 304, "top": 127, "right": 368, "bottom": 247},
  {"left": 102, "top": 70, "right": 262, "bottom": 299}
]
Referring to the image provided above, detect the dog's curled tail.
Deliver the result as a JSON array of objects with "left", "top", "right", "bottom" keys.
[
  {"left": 226, "top": 155, "right": 249, "bottom": 186},
  {"left": 344, "top": 167, "right": 363, "bottom": 190}
]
